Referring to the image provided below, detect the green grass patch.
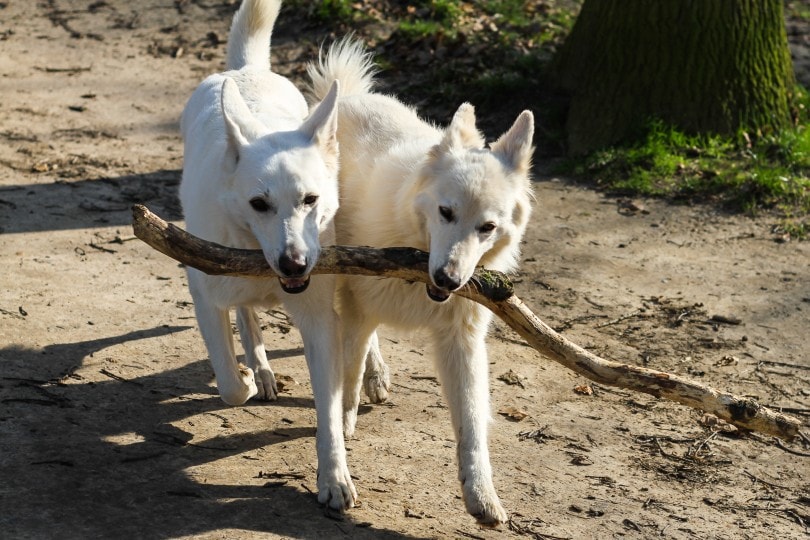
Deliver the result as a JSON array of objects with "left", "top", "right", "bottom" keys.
[
  {"left": 563, "top": 112, "right": 810, "bottom": 215},
  {"left": 289, "top": 0, "right": 371, "bottom": 24},
  {"left": 313, "top": 0, "right": 354, "bottom": 21}
]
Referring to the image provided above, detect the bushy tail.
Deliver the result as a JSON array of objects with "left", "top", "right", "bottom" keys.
[
  {"left": 226, "top": 0, "right": 282, "bottom": 71},
  {"left": 306, "top": 35, "right": 377, "bottom": 101}
]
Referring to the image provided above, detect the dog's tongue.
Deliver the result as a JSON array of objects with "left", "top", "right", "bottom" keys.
[
  {"left": 279, "top": 276, "right": 310, "bottom": 294},
  {"left": 426, "top": 283, "right": 451, "bottom": 303}
]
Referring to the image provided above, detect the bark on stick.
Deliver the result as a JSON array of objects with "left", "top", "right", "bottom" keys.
[{"left": 131, "top": 204, "right": 801, "bottom": 440}]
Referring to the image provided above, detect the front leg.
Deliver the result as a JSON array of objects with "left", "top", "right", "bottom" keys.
[
  {"left": 432, "top": 316, "right": 507, "bottom": 525},
  {"left": 284, "top": 275, "right": 357, "bottom": 511},
  {"left": 188, "top": 273, "right": 257, "bottom": 405}
]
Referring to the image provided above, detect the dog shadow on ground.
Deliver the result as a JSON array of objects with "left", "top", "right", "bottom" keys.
[
  {"left": 0, "top": 326, "right": 423, "bottom": 539},
  {"left": 0, "top": 168, "right": 183, "bottom": 235}
]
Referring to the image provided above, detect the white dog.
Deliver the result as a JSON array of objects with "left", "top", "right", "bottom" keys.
[
  {"left": 179, "top": 0, "right": 356, "bottom": 511},
  {"left": 308, "top": 39, "right": 535, "bottom": 524}
]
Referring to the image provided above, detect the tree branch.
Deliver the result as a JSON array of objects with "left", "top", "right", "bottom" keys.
[{"left": 131, "top": 204, "right": 801, "bottom": 440}]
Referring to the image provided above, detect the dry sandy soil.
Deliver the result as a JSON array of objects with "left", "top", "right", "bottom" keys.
[{"left": 1, "top": 2, "right": 809, "bottom": 539}]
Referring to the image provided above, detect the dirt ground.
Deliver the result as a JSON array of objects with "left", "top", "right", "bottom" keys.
[{"left": 1, "top": 2, "right": 809, "bottom": 539}]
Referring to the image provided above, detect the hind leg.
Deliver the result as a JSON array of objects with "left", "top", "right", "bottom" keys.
[
  {"left": 236, "top": 306, "right": 278, "bottom": 400},
  {"left": 342, "top": 323, "right": 376, "bottom": 436},
  {"left": 339, "top": 284, "right": 378, "bottom": 436},
  {"left": 362, "top": 332, "right": 391, "bottom": 403}
]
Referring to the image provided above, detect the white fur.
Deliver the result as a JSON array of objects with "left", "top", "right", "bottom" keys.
[
  {"left": 308, "top": 37, "right": 535, "bottom": 524},
  {"left": 179, "top": 0, "right": 355, "bottom": 511}
]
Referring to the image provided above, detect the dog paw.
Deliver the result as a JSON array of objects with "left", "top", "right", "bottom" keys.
[
  {"left": 462, "top": 479, "right": 508, "bottom": 525},
  {"left": 317, "top": 464, "right": 358, "bottom": 511},
  {"left": 363, "top": 366, "right": 391, "bottom": 404},
  {"left": 219, "top": 365, "right": 258, "bottom": 406},
  {"left": 254, "top": 366, "right": 278, "bottom": 401}
]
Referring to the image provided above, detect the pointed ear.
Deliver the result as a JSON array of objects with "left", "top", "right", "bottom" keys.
[
  {"left": 221, "top": 77, "right": 265, "bottom": 153},
  {"left": 301, "top": 80, "right": 339, "bottom": 155},
  {"left": 448, "top": 103, "right": 486, "bottom": 149},
  {"left": 491, "top": 110, "right": 534, "bottom": 174},
  {"left": 431, "top": 103, "right": 485, "bottom": 159}
]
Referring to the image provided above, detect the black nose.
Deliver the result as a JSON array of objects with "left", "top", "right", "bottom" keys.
[
  {"left": 278, "top": 253, "right": 307, "bottom": 277},
  {"left": 433, "top": 269, "right": 461, "bottom": 291}
]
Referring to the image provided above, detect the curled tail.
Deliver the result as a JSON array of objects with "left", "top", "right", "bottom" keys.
[
  {"left": 306, "top": 36, "right": 377, "bottom": 101},
  {"left": 226, "top": 0, "right": 282, "bottom": 71}
]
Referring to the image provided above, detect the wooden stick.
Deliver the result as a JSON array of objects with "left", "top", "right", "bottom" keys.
[{"left": 131, "top": 204, "right": 801, "bottom": 440}]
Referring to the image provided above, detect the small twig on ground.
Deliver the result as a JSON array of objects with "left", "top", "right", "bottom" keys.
[
  {"left": 454, "top": 530, "right": 486, "bottom": 540},
  {"left": 757, "top": 359, "right": 810, "bottom": 371},
  {"left": 107, "top": 235, "right": 139, "bottom": 244},
  {"left": 772, "top": 438, "right": 810, "bottom": 458},
  {"left": 742, "top": 470, "right": 792, "bottom": 490},
  {"left": 651, "top": 437, "right": 688, "bottom": 462},
  {"left": 584, "top": 296, "right": 606, "bottom": 309},
  {"left": 99, "top": 368, "right": 143, "bottom": 386},
  {"left": 595, "top": 309, "right": 645, "bottom": 328},
  {"left": 687, "top": 431, "right": 719, "bottom": 460},
  {"left": 392, "top": 382, "right": 438, "bottom": 395},
  {"left": 554, "top": 313, "right": 608, "bottom": 331},
  {"left": 87, "top": 242, "right": 117, "bottom": 254},
  {"left": 508, "top": 513, "right": 570, "bottom": 540},
  {"left": 710, "top": 504, "right": 808, "bottom": 529},
  {"left": 34, "top": 65, "right": 92, "bottom": 73},
  {"left": 0, "top": 307, "right": 26, "bottom": 320}
]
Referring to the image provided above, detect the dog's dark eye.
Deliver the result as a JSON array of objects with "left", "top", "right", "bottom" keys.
[
  {"left": 439, "top": 206, "right": 454, "bottom": 222},
  {"left": 303, "top": 194, "right": 318, "bottom": 206},
  {"left": 479, "top": 222, "right": 496, "bottom": 233},
  {"left": 249, "top": 197, "right": 270, "bottom": 212}
]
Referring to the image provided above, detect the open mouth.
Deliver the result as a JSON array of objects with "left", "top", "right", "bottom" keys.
[
  {"left": 426, "top": 283, "right": 451, "bottom": 303},
  {"left": 279, "top": 276, "right": 311, "bottom": 294}
]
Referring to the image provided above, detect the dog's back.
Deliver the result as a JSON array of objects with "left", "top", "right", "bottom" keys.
[{"left": 307, "top": 38, "right": 442, "bottom": 250}]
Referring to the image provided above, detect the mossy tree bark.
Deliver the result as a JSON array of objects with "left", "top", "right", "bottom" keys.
[{"left": 554, "top": 0, "right": 796, "bottom": 155}]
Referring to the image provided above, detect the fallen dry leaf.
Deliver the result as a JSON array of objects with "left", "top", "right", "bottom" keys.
[
  {"left": 275, "top": 374, "right": 298, "bottom": 393},
  {"left": 498, "top": 406, "right": 529, "bottom": 421},
  {"left": 573, "top": 384, "right": 593, "bottom": 396}
]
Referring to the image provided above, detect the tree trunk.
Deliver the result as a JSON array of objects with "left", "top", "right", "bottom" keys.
[{"left": 554, "top": 0, "right": 796, "bottom": 155}]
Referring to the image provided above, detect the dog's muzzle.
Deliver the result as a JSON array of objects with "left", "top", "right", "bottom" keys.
[
  {"left": 277, "top": 253, "right": 310, "bottom": 293},
  {"left": 426, "top": 283, "right": 451, "bottom": 303},
  {"left": 279, "top": 276, "right": 311, "bottom": 294},
  {"left": 426, "top": 268, "right": 461, "bottom": 302}
]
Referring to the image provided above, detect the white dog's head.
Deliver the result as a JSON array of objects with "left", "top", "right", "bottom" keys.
[
  {"left": 220, "top": 77, "right": 339, "bottom": 294},
  {"left": 415, "top": 103, "right": 534, "bottom": 302}
]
